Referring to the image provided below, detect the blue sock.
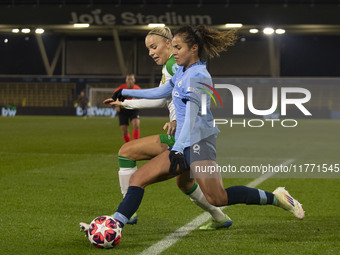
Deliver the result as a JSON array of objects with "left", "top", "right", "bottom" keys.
[
  {"left": 114, "top": 186, "right": 144, "bottom": 227},
  {"left": 226, "top": 185, "right": 274, "bottom": 205}
]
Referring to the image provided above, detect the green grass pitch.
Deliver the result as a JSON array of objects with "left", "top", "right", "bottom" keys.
[{"left": 0, "top": 116, "right": 339, "bottom": 255}]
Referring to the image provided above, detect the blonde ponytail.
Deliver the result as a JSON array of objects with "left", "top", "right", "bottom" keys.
[{"left": 147, "top": 26, "right": 173, "bottom": 41}]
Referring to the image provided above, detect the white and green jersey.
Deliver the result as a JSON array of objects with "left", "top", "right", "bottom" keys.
[
  {"left": 121, "top": 54, "right": 178, "bottom": 121},
  {"left": 160, "top": 54, "right": 178, "bottom": 85}
]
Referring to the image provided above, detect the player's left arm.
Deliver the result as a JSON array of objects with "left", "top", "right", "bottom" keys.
[
  {"left": 171, "top": 99, "right": 199, "bottom": 153},
  {"left": 168, "top": 100, "right": 198, "bottom": 174},
  {"left": 122, "top": 81, "right": 173, "bottom": 99}
]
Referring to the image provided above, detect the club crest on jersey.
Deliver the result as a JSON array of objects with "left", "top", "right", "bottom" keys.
[
  {"left": 161, "top": 74, "right": 166, "bottom": 84},
  {"left": 177, "top": 80, "right": 182, "bottom": 87}
]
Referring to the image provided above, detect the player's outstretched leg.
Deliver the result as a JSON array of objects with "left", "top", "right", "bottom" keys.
[
  {"left": 273, "top": 187, "right": 305, "bottom": 219},
  {"left": 225, "top": 185, "right": 304, "bottom": 219},
  {"left": 195, "top": 161, "right": 304, "bottom": 220}
]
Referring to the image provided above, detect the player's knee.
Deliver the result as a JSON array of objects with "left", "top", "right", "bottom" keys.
[
  {"left": 204, "top": 192, "right": 226, "bottom": 207},
  {"left": 129, "top": 172, "right": 146, "bottom": 189},
  {"left": 129, "top": 172, "right": 137, "bottom": 186},
  {"left": 176, "top": 182, "right": 189, "bottom": 192},
  {"left": 118, "top": 143, "right": 134, "bottom": 159},
  {"left": 205, "top": 196, "right": 222, "bottom": 207},
  {"left": 176, "top": 178, "right": 195, "bottom": 192}
]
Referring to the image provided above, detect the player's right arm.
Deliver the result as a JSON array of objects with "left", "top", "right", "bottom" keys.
[
  {"left": 121, "top": 80, "right": 173, "bottom": 99},
  {"left": 103, "top": 82, "right": 173, "bottom": 106},
  {"left": 121, "top": 98, "right": 167, "bottom": 109}
]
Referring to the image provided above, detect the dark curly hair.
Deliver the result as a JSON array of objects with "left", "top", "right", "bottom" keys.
[{"left": 173, "top": 25, "right": 237, "bottom": 59}]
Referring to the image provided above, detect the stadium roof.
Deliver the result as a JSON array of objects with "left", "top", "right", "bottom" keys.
[
  {"left": 0, "top": 0, "right": 339, "bottom": 36},
  {"left": 1, "top": 0, "right": 340, "bottom": 5}
]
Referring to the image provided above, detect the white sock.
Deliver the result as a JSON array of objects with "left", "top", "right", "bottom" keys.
[
  {"left": 189, "top": 184, "right": 227, "bottom": 222},
  {"left": 118, "top": 166, "right": 137, "bottom": 197}
]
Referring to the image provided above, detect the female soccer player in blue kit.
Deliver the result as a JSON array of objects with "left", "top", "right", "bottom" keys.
[
  {"left": 110, "top": 25, "right": 304, "bottom": 231},
  {"left": 104, "top": 26, "right": 231, "bottom": 228}
]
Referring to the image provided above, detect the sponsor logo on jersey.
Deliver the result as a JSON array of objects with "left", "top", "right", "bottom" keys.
[{"left": 193, "top": 144, "right": 200, "bottom": 155}]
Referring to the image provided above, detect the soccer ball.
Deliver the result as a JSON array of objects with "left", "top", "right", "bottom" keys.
[{"left": 88, "top": 216, "right": 122, "bottom": 249}]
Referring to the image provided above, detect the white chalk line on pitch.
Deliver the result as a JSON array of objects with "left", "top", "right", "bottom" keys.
[{"left": 138, "top": 158, "right": 295, "bottom": 255}]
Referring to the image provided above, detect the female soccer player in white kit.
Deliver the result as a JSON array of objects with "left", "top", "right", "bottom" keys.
[{"left": 80, "top": 27, "right": 232, "bottom": 233}]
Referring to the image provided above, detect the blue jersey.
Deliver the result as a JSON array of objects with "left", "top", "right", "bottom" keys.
[
  {"left": 169, "top": 61, "right": 219, "bottom": 152},
  {"left": 121, "top": 61, "right": 219, "bottom": 153}
]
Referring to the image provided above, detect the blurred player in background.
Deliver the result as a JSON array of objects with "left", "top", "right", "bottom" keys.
[
  {"left": 77, "top": 90, "right": 88, "bottom": 117},
  {"left": 115, "top": 74, "right": 141, "bottom": 143}
]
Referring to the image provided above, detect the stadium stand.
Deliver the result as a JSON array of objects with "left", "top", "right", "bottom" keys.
[{"left": 0, "top": 82, "right": 76, "bottom": 107}]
